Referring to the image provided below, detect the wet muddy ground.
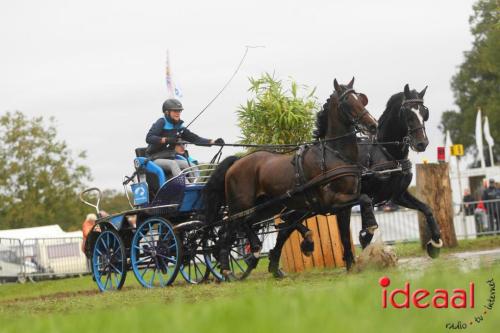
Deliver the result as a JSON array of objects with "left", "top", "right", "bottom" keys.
[{"left": 398, "top": 248, "right": 500, "bottom": 278}]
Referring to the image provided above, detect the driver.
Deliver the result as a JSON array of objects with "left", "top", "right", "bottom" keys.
[{"left": 146, "top": 98, "right": 223, "bottom": 177}]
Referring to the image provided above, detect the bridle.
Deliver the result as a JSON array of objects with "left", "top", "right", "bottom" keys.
[
  {"left": 337, "top": 88, "right": 370, "bottom": 130},
  {"left": 400, "top": 98, "right": 428, "bottom": 150},
  {"left": 400, "top": 98, "right": 427, "bottom": 133}
]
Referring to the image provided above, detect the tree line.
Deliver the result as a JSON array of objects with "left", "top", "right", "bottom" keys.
[
  {"left": 0, "top": 111, "right": 130, "bottom": 230},
  {"left": 439, "top": 0, "right": 499, "bottom": 165}
]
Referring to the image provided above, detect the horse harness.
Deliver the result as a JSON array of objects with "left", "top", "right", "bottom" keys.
[
  {"left": 292, "top": 143, "right": 361, "bottom": 213},
  {"left": 362, "top": 159, "right": 412, "bottom": 178}
]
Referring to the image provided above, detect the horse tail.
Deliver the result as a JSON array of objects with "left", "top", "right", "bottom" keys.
[{"left": 202, "top": 156, "right": 239, "bottom": 225}]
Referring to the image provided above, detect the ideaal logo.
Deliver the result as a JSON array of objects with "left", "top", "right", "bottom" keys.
[{"left": 379, "top": 276, "right": 496, "bottom": 329}]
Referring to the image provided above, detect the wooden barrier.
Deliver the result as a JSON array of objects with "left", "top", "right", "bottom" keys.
[
  {"left": 416, "top": 163, "right": 457, "bottom": 248},
  {"left": 279, "top": 215, "right": 349, "bottom": 272}
]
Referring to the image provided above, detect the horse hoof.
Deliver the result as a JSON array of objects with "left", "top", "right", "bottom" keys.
[
  {"left": 271, "top": 268, "right": 287, "bottom": 279},
  {"left": 359, "top": 229, "right": 374, "bottom": 249},
  {"left": 426, "top": 239, "right": 443, "bottom": 259},
  {"left": 300, "top": 239, "right": 314, "bottom": 255},
  {"left": 268, "top": 260, "right": 287, "bottom": 279},
  {"left": 222, "top": 270, "right": 237, "bottom": 282},
  {"left": 344, "top": 256, "right": 355, "bottom": 271}
]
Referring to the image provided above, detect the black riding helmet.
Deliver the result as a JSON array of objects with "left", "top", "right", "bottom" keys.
[{"left": 162, "top": 98, "right": 183, "bottom": 112}]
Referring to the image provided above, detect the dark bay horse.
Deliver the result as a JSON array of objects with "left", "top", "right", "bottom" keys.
[
  {"left": 266, "top": 84, "right": 443, "bottom": 278},
  {"left": 203, "top": 78, "right": 378, "bottom": 280}
]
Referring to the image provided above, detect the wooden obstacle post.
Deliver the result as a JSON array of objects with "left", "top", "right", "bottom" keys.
[
  {"left": 416, "top": 163, "right": 457, "bottom": 248},
  {"left": 279, "top": 215, "right": 351, "bottom": 272}
]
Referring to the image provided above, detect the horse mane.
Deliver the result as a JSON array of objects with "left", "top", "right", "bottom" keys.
[
  {"left": 313, "top": 94, "right": 335, "bottom": 139},
  {"left": 378, "top": 92, "right": 404, "bottom": 127}
]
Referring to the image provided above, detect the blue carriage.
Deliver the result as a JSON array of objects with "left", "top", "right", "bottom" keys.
[{"left": 81, "top": 148, "right": 232, "bottom": 291}]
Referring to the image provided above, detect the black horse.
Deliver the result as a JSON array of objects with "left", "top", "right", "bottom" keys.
[
  {"left": 351, "top": 84, "right": 442, "bottom": 255},
  {"left": 266, "top": 84, "right": 443, "bottom": 277},
  {"left": 202, "top": 78, "right": 378, "bottom": 280}
]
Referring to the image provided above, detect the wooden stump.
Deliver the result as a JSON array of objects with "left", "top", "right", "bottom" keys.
[
  {"left": 416, "top": 163, "right": 457, "bottom": 248},
  {"left": 280, "top": 215, "right": 350, "bottom": 272}
]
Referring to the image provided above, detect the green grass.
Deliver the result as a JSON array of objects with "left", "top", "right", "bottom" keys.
[{"left": 1, "top": 250, "right": 499, "bottom": 333}]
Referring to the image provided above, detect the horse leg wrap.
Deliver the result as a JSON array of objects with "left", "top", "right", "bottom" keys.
[
  {"left": 425, "top": 214, "right": 442, "bottom": 242},
  {"left": 427, "top": 238, "right": 443, "bottom": 248},
  {"left": 219, "top": 247, "right": 230, "bottom": 272},
  {"left": 358, "top": 229, "right": 374, "bottom": 249},
  {"left": 245, "top": 251, "right": 260, "bottom": 270},
  {"left": 426, "top": 238, "right": 443, "bottom": 259}
]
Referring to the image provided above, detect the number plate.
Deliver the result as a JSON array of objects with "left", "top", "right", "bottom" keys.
[{"left": 131, "top": 182, "right": 149, "bottom": 206}]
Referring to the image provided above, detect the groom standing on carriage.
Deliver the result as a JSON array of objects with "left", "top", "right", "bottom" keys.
[{"left": 145, "top": 98, "right": 224, "bottom": 177}]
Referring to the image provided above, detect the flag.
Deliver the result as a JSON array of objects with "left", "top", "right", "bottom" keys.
[
  {"left": 445, "top": 130, "right": 455, "bottom": 163},
  {"left": 166, "top": 50, "right": 183, "bottom": 99},
  {"left": 445, "top": 130, "right": 453, "bottom": 147},
  {"left": 484, "top": 116, "right": 495, "bottom": 166},
  {"left": 484, "top": 116, "right": 494, "bottom": 147},
  {"left": 475, "top": 108, "right": 485, "bottom": 168}
]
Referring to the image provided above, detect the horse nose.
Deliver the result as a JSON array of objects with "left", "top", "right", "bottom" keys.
[{"left": 416, "top": 142, "right": 428, "bottom": 152}]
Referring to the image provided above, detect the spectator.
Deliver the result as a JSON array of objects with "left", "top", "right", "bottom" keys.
[
  {"left": 462, "top": 188, "right": 475, "bottom": 216},
  {"left": 81, "top": 213, "right": 97, "bottom": 253},
  {"left": 482, "top": 179, "right": 500, "bottom": 232},
  {"left": 474, "top": 200, "right": 488, "bottom": 235}
]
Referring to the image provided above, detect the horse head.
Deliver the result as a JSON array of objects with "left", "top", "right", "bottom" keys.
[
  {"left": 401, "top": 84, "right": 429, "bottom": 152},
  {"left": 332, "top": 77, "right": 378, "bottom": 136}
]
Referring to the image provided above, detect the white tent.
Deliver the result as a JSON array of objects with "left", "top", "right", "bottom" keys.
[{"left": 0, "top": 225, "right": 81, "bottom": 242}]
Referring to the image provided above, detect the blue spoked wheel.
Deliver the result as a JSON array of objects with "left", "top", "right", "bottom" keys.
[
  {"left": 203, "top": 228, "right": 254, "bottom": 281},
  {"left": 130, "top": 217, "right": 181, "bottom": 288},
  {"left": 92, "top": 229, "right": 127, "bottom": 292},
  {"left": 179, "top": 230, "right": 210, "bottom": 284}
]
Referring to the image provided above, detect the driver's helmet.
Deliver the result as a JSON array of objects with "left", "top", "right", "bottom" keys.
[{"left": 162, "top": 99, "right": 183, "bottom": 112}]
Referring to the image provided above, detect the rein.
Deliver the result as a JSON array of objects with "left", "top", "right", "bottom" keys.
[
  {"left": 182, "top": 135, "right": 409, "bottom": 149},
  {"left": 181, "top": 130, "right": 359, "bottom": 149}
]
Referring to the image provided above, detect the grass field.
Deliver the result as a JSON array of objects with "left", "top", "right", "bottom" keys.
[{"left": 0, "top": 239, "right": 499, "bottom": 333}]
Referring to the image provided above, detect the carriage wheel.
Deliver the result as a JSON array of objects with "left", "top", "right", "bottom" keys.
[
  {"left": 92, "top": 229, "right": 127, "bottom": 292},
  {"left": 130, "top": 217, "right": 181, "bottom": 288},
  {"left": 203, "top": 228, "right": 254, "bottom": 281},
  {"left": 179, "top": 230, "right": 210, "bottom": 284}
]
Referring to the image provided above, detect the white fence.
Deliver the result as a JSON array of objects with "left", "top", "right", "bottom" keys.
[
  {"left": 0, "top": 237, "right": 89, "bottom": 283},
  {"left": 0, "top": 238, "right": 23, "bottom": 282},
  {"left": 260, "top": 198, "right": 500, "bottom": 252}
]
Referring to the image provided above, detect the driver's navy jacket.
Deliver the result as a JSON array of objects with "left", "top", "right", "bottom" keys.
[{"left": 145, "top": 116, "right": 210, "bottom": 159}]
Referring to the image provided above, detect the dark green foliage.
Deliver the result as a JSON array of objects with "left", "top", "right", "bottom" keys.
[
  {"left": 0, "top": 111, "right": 91, "bottom": 230},
  {"left": 99, "top": 189, "right": 132, "bottom": 215},
  {"left": 439, "top": 0, "right": 499, "bottom": 161}
]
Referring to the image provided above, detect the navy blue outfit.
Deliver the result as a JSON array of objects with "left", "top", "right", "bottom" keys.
[
  {"left": 145, "top": 116, "right": 210, "bottom": 159},
  {"left": 482, "top": 186, "right": 500, "bottom": 231}
]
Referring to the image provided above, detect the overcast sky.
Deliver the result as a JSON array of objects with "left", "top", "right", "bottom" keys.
[{"left": 1, "top": 0, "right": 476, "bottom": 190}]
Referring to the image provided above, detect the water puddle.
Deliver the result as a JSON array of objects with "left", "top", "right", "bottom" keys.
[{"left": 398, "top": 248, "right": 500, "bottom": 277}]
